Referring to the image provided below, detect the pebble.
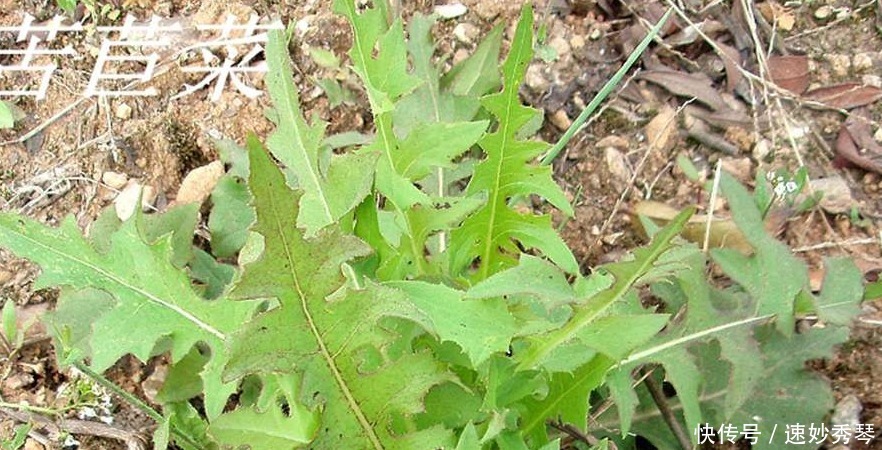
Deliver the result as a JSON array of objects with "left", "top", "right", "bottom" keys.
[
  {"left": 453, "top": 23, "right": 479, "bottom": 44},
  {"left": 175, "top": 161, "right": 225, "bottom": 205},
  {"left": 814, "top": 5, "right": 833, "bottom": 20},
  {"left": 570, "top": 35, "right": 585, "bottom": 51},
  {"left": 644, "top": 105, "right": 678, "bottom": 152},
  {"left": 549, "top": 109, "right": 572, "bottom": 131},
  {"left": 826, "top": 54, "right": 851, "bottom": 78},
  {"left": 588, "top": 28, "right": 602, "bottom": 40},
  {"left": 524, "top": 64, "right": 550, "bottom": 93},
  {"left": 548, "top": 36, "right": 571, "bottom": 59},
  {"left": 874, "top": 126, "right": 882, "bottom": 144},
  {"left": 853, "top": 53, "right": 874, "bottom": 72},
  {"left": 114, "top": 102, "right": 132, "bottom": 120},
  {"left": 863, "top": 74, "right": 882, "bottom": 88},
  {"left": 23, "top": 440, "right": 44, "bottom": 450},
  {"left": 452, "top": 48, "right": 470, "bottom": 65},
  {"left": 434, "top": 3, "right": 468, "bottom": 19},
  {"left": 831, "top": 394, "right": 862, "bottom": 428},
  {"left": 114, "top": 182, "right": 157, "bottom": 221},
  {"left": 101, "top": 171, "right": 128, "bottom": 190},
  {"left": 752, "top": 138, "right": 773, "bottom": 161},
  {"left": 604, "top": 147, "right": 632, "bottom": 183},
  {"left": 595, "top": 135, "right": 629, "bottom": 150},
  {"left": 810, "top": 176, "right": 855, "bottom": 215}
]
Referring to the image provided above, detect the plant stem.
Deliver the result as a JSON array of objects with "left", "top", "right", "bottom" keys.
[
  {"left": 641, "top": 367, "right": 693, "bottom": 450},
  {"left": 72, "top": 362, "right": 205, "bottom": 450},
  {"left": 0, "top": 401, "right": 61, "bottom": 417}
]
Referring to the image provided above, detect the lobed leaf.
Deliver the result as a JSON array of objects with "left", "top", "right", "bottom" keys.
[
  {"left": 448, "top": 5, "right": 577, "bottom": 280},
  {"left": 0, "top": 211, "right": 258, "bottom": 419},
  {"left": 265, "top": 29, "right": 375, "bottom": 236},
  {"left": 222, "top": 136, "right": 454, "bottom": 448}
]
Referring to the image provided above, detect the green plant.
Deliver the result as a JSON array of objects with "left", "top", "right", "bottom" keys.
[
  {"left": 0, "top": 2, "right": 866, "bottom": 449},
  {"left": 0, "top": 423, "right": 30, "bottom": 450}
]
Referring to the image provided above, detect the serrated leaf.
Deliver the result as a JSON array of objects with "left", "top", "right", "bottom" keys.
[
  {"left": 189, "top": 248, "right": 234, "bottom": 300},
  {"left": 466, "top": 255, "right": 576, "bottom": 305},
  {"left": 265, "top": 29, "right": 375, "bottom": 236},
  {"left": 223, "top": 136, "right": 454, "bottom": 448},
  {"left": 209, "top": 175, "right": 253, "bottom": 258},
  {"left": 520, "top": 355, "right": 614, "bottom": 443},
  {"left": 208, "top": 399, "right": 317, "bottom": 450},
  {"left": 334, "top": 0, "right": 421, "bottom": 114},
  {"left": 515, "top": 207, "right": 695, "bottom": 371},
  {"left": 712, "top": 173, "right": 807, "bottom": 335},
  {"left": 605, "top": 325, "right": 850, "bottom": 450},
  {"left": 442, "top": 24, "right": 503, "bottom": 97},
  {"left": 0, "top": 212, "right": 258, "bottom": 419},
  {"left": 388, "top": 280, "right": 518, "bottom": 367},
  {"left": 813, "top": 258, "right": 863, "bottom": 326},
  {"left": 449, "top": 5, "right": 577, "bottom": 279},
  {"left": 608, "top": 253, "right": 767, "bottom": 440}
]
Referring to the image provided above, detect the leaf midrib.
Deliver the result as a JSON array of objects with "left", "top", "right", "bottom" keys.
[
  {"left": 269, "top": 32, "right": 335, "bottom": 225},
  {"left": 478, "top": 28, "right": 530, "bottom": 281},
  {"left": 2, "top": 222, "right": 226, "bottom": 341}
]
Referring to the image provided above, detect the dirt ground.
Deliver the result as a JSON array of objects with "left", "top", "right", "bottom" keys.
[{"left": 1, "top": 0, "right": 881, "bottom": 449}]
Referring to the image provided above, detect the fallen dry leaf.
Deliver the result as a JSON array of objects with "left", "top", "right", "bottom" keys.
[
  {"left": 638, "top": 70, "right": 729, "bottom": 111},
  {"left": 645, "top": 104, "right": 678, "bottom": 152},
  {"left": 767, "top": 55, "right": 809, "bottom": 94},
  {"left": 835, "top": 108, "right": 882, "bottom": 174},
  {"left": 805, "top": 83, "right": 882, "bottom": 109},
  {"left": 715, "top": 41, "right": 744, "bottom": 93},
  {"left": 632, "top": 200, "right": 753, "bottom": 254},
  {"left": 757, "top": 2, "right": 795, "bottom": 31}
]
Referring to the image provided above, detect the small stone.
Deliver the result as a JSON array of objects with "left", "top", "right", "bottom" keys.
[
  {"left": 452, "top": 48, "right": 470, "bottom": 65},
  {"left": 549, "top": 109, "right": 572, "bottom": 131},
  {"left": 101, "top": 171, "right": 128, "bottom": 190},
  {"left": 604, "top": 147, "right": 631, "bottom": 183},
  {"left": 23, "top": 440, "right": 44, "bottom": 450},
  {"left": 472, "top": 2, "right": 501, "bottom": 20},
  {"left": 863, "top": 74, "right": 882, "bottom": 88},
  {"left": 0, "top": 270, "right": 12, "bottom": 285},
  {"left": 826, "top": 54, "right": 851, "bottom": 78},
  {"left": 588, "top": 28, "right": 602, "bottom": 40},
  {"left": 874, "top": 126, "right": 882, "bottom": 144},
  {"left": 595, "top": 135, "right": 629, "bottom": 150},
  {"left": 814, "top": 5, "right": 833, "bottom": 20},
  {"left": 752, "top": 138, "right": 773, "bottom": 161},
  {"left": 645, "top": 105, "right": 678, "bottom": 152},
  {"left": 6, "top": 372, "right": 34, "bottom": 390},
  {"left": 853, "top": 53, "right": 874, "bottom": 72},
  {"left": 831, "top": 394, "right": 862, "bottom": 428},
  {"left": 453, "top": 23, "right": 479, "bottom": 44},
  {"left": 115, "top": 182, "right": 157, "bottom": 221},
  {"left": 569, "top": 35, "right": 585, "bottom": 51},
  {"left": 720, "top": 157, "right": 753, "bottom": 182},
  {"left": 175, "top": 161, "right": 225, "bottom": 205},
  {"left": 114, "top": 102, "right": 132, "bottom": 120},
  {"left": 294, "top": 16, "right": 311, "bottom": 37},
  {"left": 548, "top": 36, "right": 570, "bottom": 58},
  {"left": 809, "top": 176, "right": 854, "bottom": 215},
  {"left": 524, "top": 64, "right": 550, "bottom": 92},
  {"left": 434, "top": 3, "right": 467, "bottom": 19}
]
